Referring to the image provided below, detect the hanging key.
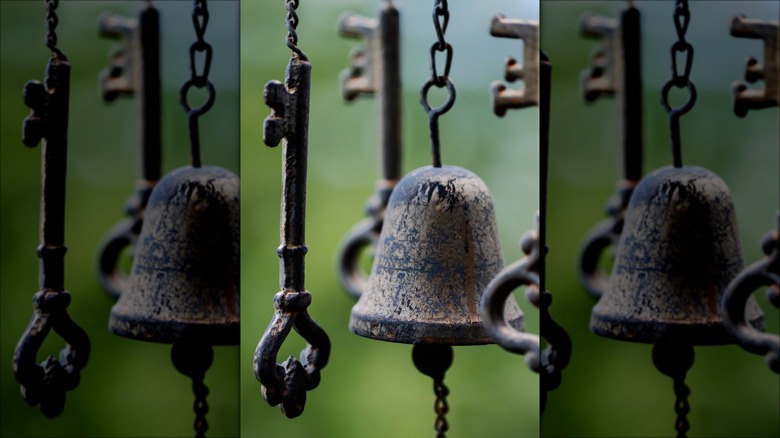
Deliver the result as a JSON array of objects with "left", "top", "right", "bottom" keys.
[
  {"left": 730, "top": 15, "right": 779, "bottom": 116},
  {"left": 96, "top": 3, "right": 162, "bottom": 299},
  {"left": 489, "top": 16, "right": 538, "bottom": 116},
  {"left": 14, "top": 1, "right": 90, "bottom": 418},
  {"left": 255, "top": 1, "right": 330, "bottom": 418},
  {"left": 578, "top": 3, "right": 643, "bottom": 300},
  {"left": 337, "top": 0, "right": 402, "bottom": 300}
]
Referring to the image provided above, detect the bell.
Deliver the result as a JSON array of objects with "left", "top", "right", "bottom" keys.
[
  {"left": 109, "top": 165, "right": 240, "bottom": 345},
  {"left": 350, "top": 165, "right": 524, "bottom": 345},
  {"left": 591, "top": 165, "right": 764, "bottom": 345}
]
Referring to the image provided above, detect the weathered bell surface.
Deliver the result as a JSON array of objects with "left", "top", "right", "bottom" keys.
[
  {"left": 591, "top": 165, "right": 764, "bottom": 345},
  {"left": 110, "top": 165, "right": 240, "bottom": 345},
  {"left": 350, "top": 165, "right": 524, "bottom": 345}
]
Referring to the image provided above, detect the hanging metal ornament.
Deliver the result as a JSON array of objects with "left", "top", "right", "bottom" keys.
[
  {"left": 482, "top": 13, "right": 571, "bottom": 413},
  {"left": 13, "top": 0, "right": 91, "bottom": 419},
  {"left": 589, "top": 2, "right": 765, "bottom": 436},
  {"left": 254, "top": 0, "right": 331, "bottom": 419},
  {"left": 337, "top": 0, "right": 402, "bottom": 300},
  {"left": 108, "top": 1, "right": 239, "bottom": 436},
  {"left": 96, "top": 0, "right": 162, "bottom": 300},
  {"left": 577, "top": 1, "right": 642, "bottom": 299},
  {"left": 729, "top": 14, "right": 778, "bottom": 116},
  {"left": 721, "top": 15, "right": 779, "bottom": 374},
  {"left": 349, "top": 1, "right": 523, "bottom": 436}
]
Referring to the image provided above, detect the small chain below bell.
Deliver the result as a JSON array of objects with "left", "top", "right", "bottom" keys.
[
  {"left": 591, "top": 165, "right": 764, "bottom": 345},
  {"left": 110, "top": 165, "right": 240, "bottom": 345},
  {"left": 350, "top": 165, "right": 524, "bottom": 345}
]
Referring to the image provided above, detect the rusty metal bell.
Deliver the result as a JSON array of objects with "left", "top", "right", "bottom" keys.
[
  {"left": 109, "top": 165, "right": 240, "bottom": 345},
  {"left": 350, "top": 165, "right": 524, "bottom": 345},
  {"left": 591, "top": 165, "right": 764, "bottom": 345}
]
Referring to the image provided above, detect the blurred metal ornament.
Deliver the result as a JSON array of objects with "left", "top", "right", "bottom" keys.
[
  {"left": 109, "top": 165, "right": 240, "bottom": 345},
  {"left": 350, "top": 165, "right": 523, "bottom": 345},
  {"left": 591, "top": 165, "right": 764, "bottom": 344},
  {"left": 489, "top": 15, "right": 538, "bottom": 116},
  {"left": 96, "top": 3, "right": 162, "bottom": 299},
  {"left": 730, "top": 15, "right": 778, "bottom": 117},
  {"left": 337, "top": 0, "right": 402, "bottom": 300},
  {"left": 722, "top": 213, "right": 780, "bottom": 373},
  {"left": 13, "top": 0, "right": 91, "bottom": 419}
]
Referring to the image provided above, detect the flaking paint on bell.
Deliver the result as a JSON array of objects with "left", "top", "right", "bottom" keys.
[
  {"left": 591, "top": 165, "right": 764, "bottom": 344},
  {"left": 350, "top": 165, "right": 524, "bottom": 345},
  {"left": 110, "top": 165, "right": 240, "bottom": 345}
]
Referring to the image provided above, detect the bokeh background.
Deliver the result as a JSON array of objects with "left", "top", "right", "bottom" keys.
[
  {"left": 1, "top": 1, "right": 239, "bottom": 437},
  {"left": 542, "top": 1, "right": 779, "bottom": 437},
  {"left": 241, "top": 1, "right": 539, "bottom": 438}
]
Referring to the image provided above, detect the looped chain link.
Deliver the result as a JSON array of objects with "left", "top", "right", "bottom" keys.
[
  {"left": 180, "top": 0, "right": 216, "bottom": 168},
  {"left": 433, "top": 378, "right": 450, "bottom": 438},
  {"left": 660, "top": 0, "right": 696, "bottom": 168},
  {"left": 285, "top": 0, "right": 307, "bottom": 60},
  {"left": 420, "top": 0, "right": 456, "bottom": 168}
]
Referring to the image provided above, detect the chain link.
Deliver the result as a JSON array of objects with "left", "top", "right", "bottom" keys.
[
  {"left": 660, "top": 0, "right": 696, "bottom": 168},
  {"left": 433, "top": 378, "right": 450, "bottom": 438},
  {"left": 285, "top": 0, "right": 307, "bottom": 60},
  {"left": 673, "top": 376, "right": 691, "bottom": 437},
  {"left": 193, "top": 378, "right": 210, "bottom": 438},
  {"left": 420, "top": 0, "right": 456, "bottom": 168},
  {"left": 44, "top": 0, "right": 65, "bottom": 59}
]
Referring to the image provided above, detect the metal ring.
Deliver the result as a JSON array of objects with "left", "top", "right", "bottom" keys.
[
  {"left": 420, "top": 77, "right": 456, "bottom": 119},
  {"left": 180, "top": 79, "right": 216, "bottom": 117},
  {"left": 660, "top": 78, "right": 697, "bottom": 117}
]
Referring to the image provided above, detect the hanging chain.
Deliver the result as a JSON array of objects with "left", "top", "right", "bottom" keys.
[
  {"left": 660, "top": 0, "right": 696, "bottom": 168},
  {"left": 652, "top": 339, "right": 694, "bottom": 438},
  {"left": 193, "top": 378, "right": 210, "bottom": 438},
  {"left": 180, "top": 0, "right": 216, "bottom": 168},
  {"left": 412, "top": 345, "right": 453, "bottom": 438},
  {"left": 433, "top": 378, "right": 450, "bottom": 437},
  {"left": 420, "top": 0, "right": 456, "bottom": 168},
  {"left": 44, "top": 0, "right": 64, "bottom": 59},
  {"left": 171, "top": 341, "right": 213, "bottom": 438},
  {"left": 672, "top": 377, "right": 691, "bottom": 437},
  {"left": 285, "top": 0, "right": 307, "bottom": 60}
]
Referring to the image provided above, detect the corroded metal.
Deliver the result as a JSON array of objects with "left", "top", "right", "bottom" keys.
[
  {"left": 489, "top": 15, "right": 538, "bottom": 116},
  {"left": 254, "top": 36, "right": 330, "bottom": 416},
  {"left": 109, "top": 165, "right": 240, "bottom": 345},
  {"left": 730, "top": 15, "right": 779, "bottom": 116},
  {"left": 722, "top": 213, "right": 780, "bottom": 373},
  {"left": 578, "top": 3, "right": 643, "bottom": 300},
  {"left": 13, "top": 1, "right": 90, "bottom": 418},
  {"left": 591, "top": 165, "right": 765, "bottom": 345},
  {"left": 337, "top": 0, "right": 402, "bottom": 300},
  {"left": 350, "top": 165, "right": 524, "bottom": 345},
  {"left": 97, "top": 3, "right": 162, "bottom": 299}
]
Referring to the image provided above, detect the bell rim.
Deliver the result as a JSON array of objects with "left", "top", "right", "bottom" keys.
[
  {"left": 349, "top": 308, "right": 525, "bottom": 346},
  {"left": 589, "top": 311, "right": 765, "bottom": 346},
  {"left": 109, "top": 310, "right": 240, "bottom": 346}
]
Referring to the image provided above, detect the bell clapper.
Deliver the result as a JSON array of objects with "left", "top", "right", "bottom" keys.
[
  {"left": 412, "top": 345, "right": 453, "bottom": 438},
  {"left": 172, "top": 341, "right": 214, "bottom": 438},
  {"left": 652, "top": 339, "right": 695, "bottom": 438}
]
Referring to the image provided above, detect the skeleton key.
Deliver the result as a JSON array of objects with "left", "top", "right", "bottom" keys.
[
  {"left": 730, "top": 15, "right": 779, "bottom": 116},
  {"left": 577, "top": 3, "right": 642, "bottom": 300},
  {"left": 337, "top": 0, "right": 401, "bottom": 300},
  {"left": 14, "top": 13, "right": 90, "bottom": 417},
  {"left": 489, "top": 15, "right": 538, "bottom": 116},
  {"left": 96, "top": 3, "right": 162, "bottom": 300},
  {"left": 255, "top": 54, "right": 331, "bottom": 419}
]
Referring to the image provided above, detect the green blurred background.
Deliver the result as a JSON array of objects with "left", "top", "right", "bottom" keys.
[
  {"left": 541, "top": 1, "right": 779, "bottom": 437},
  {"left": 1, "top": 1, "right": 239, "bottom": 437},
  {"left": 241, "top": 1, "right": 539, "bottom": 438}
]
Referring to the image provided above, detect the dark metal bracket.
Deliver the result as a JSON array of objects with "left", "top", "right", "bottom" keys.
[
  {"left": 730, "top": 15, "right": 779, "bottom": 116},
  {"left": 489, "top": 15, "right": 538, "bottom": 116}
]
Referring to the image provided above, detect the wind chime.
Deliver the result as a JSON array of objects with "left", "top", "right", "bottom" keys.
[
  {"left": 481, "top": 14, "right": 570, "bottom": 412},
  {"left": 105, "top": 1, "right": 240, "bottom": 436},
  {"left": 721, "top": 13, "right": 779, "bottom": 374},
  {"left": 13, "top": 0, "right": 91, "bottom": 419},
  {"left": 337, "top": 1, "right": 546, "bottom": 436},
  {"left": 255, "top": 0, "right": 332, "bottom": 419},
  {"left": 580, "top": 2, "right": 766, "bottom": 436},
  {"left": 96, "top": 0, "right": 162, "bottom": 300}
]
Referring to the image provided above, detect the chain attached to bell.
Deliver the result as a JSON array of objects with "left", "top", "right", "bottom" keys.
[
  {"left": 14, "top": 0, "right": 91, "bottom": 419},
  {"left": 577, "top": 1, "right": 642, "bottom": 300},
  {"left": 108, "top": 2, "right": 239, "bottom": 436},
  {"left": 483, "top": 15, "right": 571, "bottom": 412},
  {"left": 588, "top": 2, "right": 765, "bottom": 436},
  {"left": 96, "top": 1, "right": 162, "bottom": 300},
  {"left": 337, "top": 0, "right": 402, "bottom": 300},
  {"left": 254, "top": 0, "right": 331, "bottom": 419}
]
